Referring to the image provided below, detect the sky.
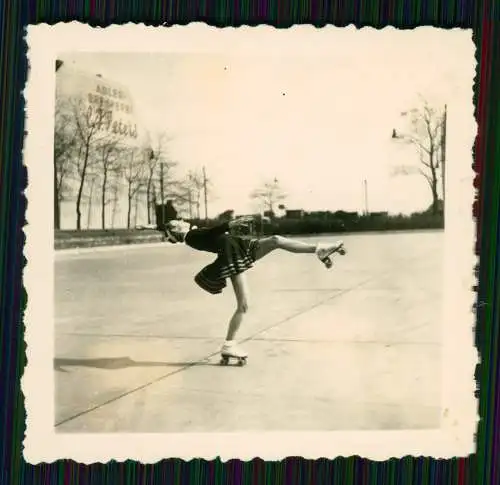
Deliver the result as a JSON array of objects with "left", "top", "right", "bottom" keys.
[{"left": 57, "top": 29, "right": 473, "bottom": 226}]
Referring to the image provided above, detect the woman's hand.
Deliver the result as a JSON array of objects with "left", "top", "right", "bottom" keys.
[{"left": 228, "top": 215, "right": 254, "bottom": 229}]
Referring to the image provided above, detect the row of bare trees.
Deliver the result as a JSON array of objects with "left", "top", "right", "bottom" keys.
[
  {"left": 55, "top": 91, "right": 445, "bottom": 230},
  {"left": 54, "top": 96, "right": 212, "bottom": 230}
]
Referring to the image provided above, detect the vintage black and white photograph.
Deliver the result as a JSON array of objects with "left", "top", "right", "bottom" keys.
[{"left": 23, "top": 25, "right": 477, "bottom": 462}]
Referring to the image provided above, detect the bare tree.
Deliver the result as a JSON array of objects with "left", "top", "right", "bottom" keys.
[
  {"left": 123, "top": 147, "right": 147, "bottom": 229},
  {"left": 202, "top": 166, "right": 212, "bottom": 220},
  {"left": 392, "top": 98, "right": 446, "bottom": 214},
  {"left": 167, "top": 170, "right": 205, "bottom": 220},
  {"left": 180, "top": 170, "right": 204, "bottom": 219},
  {"left": 110, "top": 183, "right": 121, "bottom": 229},
  {"left": 71, "top": 97, "right": 110, "bottom": 230},
  {"left": 194, "top": 168, "right": 215, "bottom": 220},
  {"left": 133, "top": 186, "right": 148, "bottom": 227},
  {"left": 145, "top": 132, "right": 171, "bottom": 224},
  {"left": 250, "top": 177, "right": 286, "bottom": 217},
  {"left": 155, "top": 158, "right": 179, "bottom": 227},
  {"left": 174, "top": 167, "right": 214, "bottom": 220},
  {"left": 84, "top": 172, "right": 100, "bottom": 229},
  {"left": 54, "top": 98, "right": 78, "bottom": 229},
  {"left": 167, "top": 187, "right": 193, "bottom": 220},
  {"left": 95, "top": 137, "right": 121, "bottom": 229}
]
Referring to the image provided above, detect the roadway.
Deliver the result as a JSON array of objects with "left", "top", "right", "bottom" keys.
[{"left": 54, "top": 230, "right": 443, "bottom": 432}]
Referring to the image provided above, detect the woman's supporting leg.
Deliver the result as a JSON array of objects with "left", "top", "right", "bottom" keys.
[{"left": 224, "top": 272, "right": 250, "bottom": 342}]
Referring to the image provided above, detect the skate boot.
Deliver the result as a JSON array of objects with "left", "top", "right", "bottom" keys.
[
  {"left": 316, "top": 240, "right": 346, "bottom": 269},
  {"left": 220, "top": 341, "right": 248, "bottom": 366}
]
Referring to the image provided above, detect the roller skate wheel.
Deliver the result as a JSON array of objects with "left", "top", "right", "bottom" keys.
[
  {"left": 220, "top": 356, "right": 229, "bottom": 366},
  {"left": 338, "top": 247, "right": 346, "bottom": 255},
  {"left": 324, "top": 257, "right": 333, "bottom": 268}
]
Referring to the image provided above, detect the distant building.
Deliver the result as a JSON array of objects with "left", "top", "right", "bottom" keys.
[
  {"left": 285, "top": 209, "right": 304, "bottom": 219},
  {"left": 56, "top": 62, "right": 146, "bottom": 150},
  {"left": 55, "top": 61, "right": 150, "bottom": 230},
  {"left": 368, "top": 211, "right": 389, "bottom": 218},
  {"left": 334, "top": 210, "right": 359, "bottom": 219},
  {"left": 236, "top": 213, "right": 262, "bottom": 220},
  {"left": 307, "top": 211, "right": 331, "bottom": 219}
]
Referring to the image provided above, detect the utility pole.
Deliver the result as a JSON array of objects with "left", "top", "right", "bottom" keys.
[
  {"left": 441, "top": 104, "right": 447, "bottom": 208},
  {"left": 54, "top": 168, "right": 59, "bottom": 230},
  {"left": 363, "top": 179, "right": 369, "bottom": 215},
  {"left": 203, "top": 166, "right": 208, "bottom": 221},
  {"left": 185, "top": 172, "right": 193, "bottom": 220},
  {"left": 150, "top": 182, "right": 156, "bottom": 226},
  {"left": 159, "top": 162, "right": 165, "bottom": 228}
]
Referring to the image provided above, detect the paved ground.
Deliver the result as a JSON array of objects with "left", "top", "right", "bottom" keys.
[{"left": 54, "top": 230, "right": 444, "bottom": 433}]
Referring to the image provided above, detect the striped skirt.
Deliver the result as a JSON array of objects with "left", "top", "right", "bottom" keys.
[{"left": 194, "top": 236, "right": 260, "bottom": 294}]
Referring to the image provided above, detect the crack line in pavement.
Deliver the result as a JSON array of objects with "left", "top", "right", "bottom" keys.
[
  {"left": 57, "top": 332, "right": 440, "bottom": 346},
  {"left": 55, "top": 276, "right": 376, "bottom": 428}
]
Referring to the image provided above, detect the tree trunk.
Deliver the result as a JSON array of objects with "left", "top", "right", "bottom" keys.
[
  {"left": 430, "top": 178, "right": 439, "bottom": 215},
  {"left": 87, "top": 178, "right": 95, "bottom": 229},
  {"left": 101, "top": 167, "right": 108, "bottom": 230},
  {"left": 267, "top": 200, "right": 274, "bottom": 218},
  {"left": 134, "top": 191, "right": 140, "bottom": 227},
  {"left": 151, "top": 190, "right": 157, "bottom": 227},
  {"left": 54, "top": 164, "right": 60, "bottom": 230},
  {"left": 203, "top": 166, "right": 208, "bottom": 221},
  {"left": 429, "top": 152, "right": 439, "bottom": 215},
  {"left": 146, "top": 170, "right": 153, "bottom": 224},
  {"left": 75, "top": 141, "right": 90, "bottom": 231},
  {"left": 111, "top": 192, "right": 118, "bottom": 229},
  {"left": 127, "top": 185, "right": 133, "bottom": 229}
]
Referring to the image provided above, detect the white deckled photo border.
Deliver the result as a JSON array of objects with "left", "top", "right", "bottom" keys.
[{"left": 22, "top": 23, "right": 478, "bottom": 463}]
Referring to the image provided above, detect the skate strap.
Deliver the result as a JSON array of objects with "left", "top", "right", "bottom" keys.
[{"left": 323, "top": 243, "right": 343, "bottom": 259}]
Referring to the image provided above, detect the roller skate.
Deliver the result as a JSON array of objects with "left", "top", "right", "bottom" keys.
[
  {"left": 220, "top": 342, "right": 248, "bottom": 366},
  {"left": 316, "top": 240, "right": 346, "bottom": 269}
]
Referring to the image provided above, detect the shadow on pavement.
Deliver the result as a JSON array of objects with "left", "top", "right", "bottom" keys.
[{"left": 54, "top": 356, "right": 219, "bottom": 371}]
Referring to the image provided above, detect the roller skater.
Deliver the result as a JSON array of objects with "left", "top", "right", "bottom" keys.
[{"left": 165, "top": 216, "right": 346, "bottom": 365}]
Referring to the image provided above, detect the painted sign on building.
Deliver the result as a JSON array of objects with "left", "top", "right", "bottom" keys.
[
  {"left": 56, "top": 63, "right": 145, "bottom": 148},
  {"left": 55, "top": 62, "right": 151, "bottom": 230}
]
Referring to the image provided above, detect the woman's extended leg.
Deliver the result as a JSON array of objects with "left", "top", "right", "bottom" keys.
[
  {"left": 222, "top": 273, "right": 250, "bottom": 357},
  {"left": 254, "top": 234, "right": 343, "bottom": 261}
]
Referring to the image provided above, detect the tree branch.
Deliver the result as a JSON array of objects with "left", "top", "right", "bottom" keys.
[
  {"left": 399, "top": 134, "right": 431, "bottom": 155},
  {"left": 417, "top": 168, "right": 434, "bottom": 190}
]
